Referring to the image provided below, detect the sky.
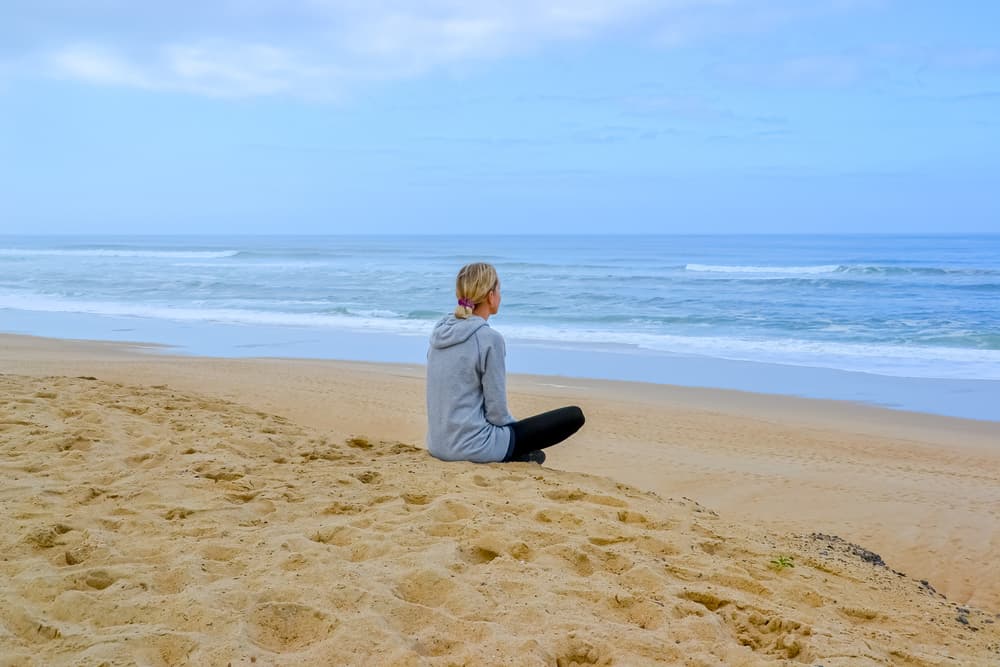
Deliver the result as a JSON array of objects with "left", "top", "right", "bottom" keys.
[{"left": 1, "top": 1, "right": 998, "bottom": 235}]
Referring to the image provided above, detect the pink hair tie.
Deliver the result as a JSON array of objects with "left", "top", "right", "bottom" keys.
[{"left": 458, "top": 298, "right": 474, "bottom": 309}]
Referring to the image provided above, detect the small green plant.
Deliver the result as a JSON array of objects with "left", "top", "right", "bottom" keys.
[{"left": 770, "top": 555, "right": 795, "bottom": 571}]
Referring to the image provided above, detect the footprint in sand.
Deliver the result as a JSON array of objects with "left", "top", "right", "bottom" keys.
[
  {"left": 423, "top": 501, "right": 476, "bottom": 538},
  {"left": 82, "top": 569, "right": 117, "bottom": 590},
  {"left": 534, "top": 508, "right": 584, "bottom": 527},
  {"left": 5, "top": 609, "right": 63, "bottom": 643},
  {"left": 24, "top": 523, "right": 73, "bottom": 549},
  {"left": 321, "top": 500, "right": 365, "bottom": 515},
  {"left": 554, "top": 637, "right": 610, "bottom": 666},
  {"left": 459, "top": 538, "right": 504, "bottom": 565},
  {"left": 310, "top": 525, "right": 360, "bottom": 547},
  {"left": 226, "top": 490, "right": 262, "bottom": 504},
  {"left": 839, "top": 606, "right": 881, "bottom": 621},
  {"left": 401, "top": 492, "right": 433, "bottom": 506},
  {"left": 55, "top": 434, "right": 93, "bottom": 452},
  {"left": 195, "top": 464, "right": 245, "bottom": 482},
  {"left": 245, "top": 602, "right": 336, "bottom": 652},
  {"left": 544, "top": 488, "right": 628, "bottom": 508},
  {"left": 425, "top": 499, "right": 475, "bottom": 523},
  {"left": 615, "top": 510, "right": 652, "bottom": 525},
  {"left": 63, "top": 543, "right": 93, "bottom": 566},
  {"left": 394, "top": 569, "right": 457, "bottom": 607},
  {"left": 607, "top": 593, "right": 667, "bottom": 630},
  {"left": 352, "top": 470, "right": 381, "bottom": 485},
  {"left": 677, "top": 588, "right": 811, "bottom": 660}
]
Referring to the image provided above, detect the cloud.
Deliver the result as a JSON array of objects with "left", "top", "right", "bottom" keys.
[
  {"left": 707, "top": 41, "right": 1000, "bottom": 93},
  {"left": 46, "top": 41, "right": 352, "bottom": 99},
  {"left": 12, "top": 1, "right": 668, "bottom": 98},
  {"left": 652, "top": 0, "right": 887, "bottom": 47},
  {"left": 4, "top": 0, "right": 881, "bottom": 98},
  {"left": 50, "top": 45, "right": 154, "bottom": 89}
]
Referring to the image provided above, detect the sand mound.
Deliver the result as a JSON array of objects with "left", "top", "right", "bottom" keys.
[{"left": 1, "top": 374, "right": 997, "bottom": 666}]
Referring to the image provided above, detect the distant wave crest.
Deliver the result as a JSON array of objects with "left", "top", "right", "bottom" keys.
[
  {"left": 685, "top": 263, "right": 999, "bottom": 277},
  {"left": 839, "top": 265, "right": 1000, "bottom": 276},
  {"left": 685, "top": 264, "right": 842, "bottom": 274},
  {"left": 0, "top": 293, "right": 430, "bottom": 335}
]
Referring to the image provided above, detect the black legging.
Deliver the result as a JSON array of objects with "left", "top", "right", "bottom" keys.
[{"left": 504, "top": 406, "right": 585, "bottom": 461}]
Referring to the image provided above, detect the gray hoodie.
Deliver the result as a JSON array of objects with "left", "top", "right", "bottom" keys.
[{"left": 426, "top": 314, "right": 516, "bottom": 462}]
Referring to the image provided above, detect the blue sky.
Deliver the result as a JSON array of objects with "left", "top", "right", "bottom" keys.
[{"left": 1, "top": 1, "right": 998, "bottom": 234}]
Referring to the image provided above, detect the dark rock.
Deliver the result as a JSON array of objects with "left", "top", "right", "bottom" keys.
[{"left": 809, "top": 533, "right": 886, "bottom": 567}]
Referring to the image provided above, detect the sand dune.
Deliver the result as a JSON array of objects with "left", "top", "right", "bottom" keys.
[
  {"left": 2, "top": 373, "right": 998, "bottom": 665},
  {"left": 3, "top": 333, "right": 999, "bottom": 614}
]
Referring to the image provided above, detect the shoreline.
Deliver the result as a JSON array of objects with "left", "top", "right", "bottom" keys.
[
  {"left": 4, "top": 311, "right": 1000, "bottom": 423},
  {"left": 4, "top": 329, "right": 1000, "bottom": 432},
  {"left": 2, "top": 331, "right": 999, "bottom": 611}
]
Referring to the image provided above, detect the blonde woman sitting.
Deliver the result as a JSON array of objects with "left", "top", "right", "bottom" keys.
[{"left": 426, "top": 262, "right": 585, "bottom": 464}]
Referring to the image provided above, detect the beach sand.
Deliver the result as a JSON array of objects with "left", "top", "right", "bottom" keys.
[{"left": 2, "top": 333, "right": 999, "bottom": 665}]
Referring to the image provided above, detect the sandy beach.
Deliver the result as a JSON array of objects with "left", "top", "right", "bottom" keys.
[{"left": 2, "top": 333, "right": 999, "bottom": 665}]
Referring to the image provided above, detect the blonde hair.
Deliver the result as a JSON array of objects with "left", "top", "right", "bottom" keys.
[{"left": 454, "top": 262, "right": 499, "bottom": 319}]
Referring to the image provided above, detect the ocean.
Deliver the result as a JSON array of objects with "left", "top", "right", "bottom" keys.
[{"left": 1, "top": 234, "right": 998, "bottom": 421}]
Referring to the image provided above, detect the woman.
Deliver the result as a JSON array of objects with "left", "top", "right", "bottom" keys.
[{"left": 426, "top": 262, "right": 585, "bottom": 464}]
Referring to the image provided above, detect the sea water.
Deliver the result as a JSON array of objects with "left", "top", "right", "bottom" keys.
[{"left": 1, "top": 235, "right": 998, "bottom": 421}]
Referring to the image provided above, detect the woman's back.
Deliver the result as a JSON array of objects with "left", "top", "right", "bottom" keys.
[
  {"left": 425, "top": 313, "right": 514, "bottom": 462},
  {"left": 425, "top": 262, "right": 584, "bottom": 465}
]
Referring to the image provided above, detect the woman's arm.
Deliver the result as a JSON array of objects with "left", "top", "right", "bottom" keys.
[{"left": 480, "top": 332, "right": 516, "bottom": 426}]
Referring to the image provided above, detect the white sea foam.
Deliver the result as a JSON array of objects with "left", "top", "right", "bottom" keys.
[
  {"left": 171, "top": 260, "right": 325, "bottom": 269},
  {"left": 0, "top": 249, "right": 239, "bottom": 259},
  {"left": 4, "top": 291, "right": 998, "bottom": 381},
  {"left": 685, "top": 264, "right": 842, "bottom": 274},
  {"left": 493, "top": 325, "right": 1000, "bottom": 381},
  {"left": 683, "top": 263, "right": 1000, "bottom": 277},
  {"left": 0, "top": 293, "right": 430, "bottom": 335}
]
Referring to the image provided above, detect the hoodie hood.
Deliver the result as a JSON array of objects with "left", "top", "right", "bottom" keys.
[{"left": 430, "top": 314, "right": 488, "bottom": 349}]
